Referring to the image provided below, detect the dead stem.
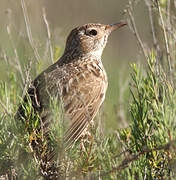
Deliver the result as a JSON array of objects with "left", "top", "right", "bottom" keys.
[
  {"left": 126, "top": 0, "right": 148, "bottom": 61},
  {"left": 21, "top": 0, "right": 40, "bottom": 63},
  {"left": 43, "top": 8, "right": 54, "bottom": 64},
  {"left": 156, "top": 0, "right": 172, "bottom": 71}
]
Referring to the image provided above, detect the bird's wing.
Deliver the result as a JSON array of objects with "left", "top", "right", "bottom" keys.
[{"left": 62, "top": 69, "right": 106, "bottom": 147}]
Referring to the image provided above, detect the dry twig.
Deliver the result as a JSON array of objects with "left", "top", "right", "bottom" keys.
[
  {"left": 144, "top": 0, "right": 160, "bottom": 54},
  {"left": 7, "top": 25, "right": 25, "bottom": 85},
  {"left": 21, "top": 0, "right": 40, "bottom": 63},
  {"left": 43, "top": 8, "right": 54, "bottom": 64},
  {"left": 156, "top": 0, "right": 172, "bottom": 71},
  {"left": 100, "top": 140, "right": 176, "bottom": 177},
  {"left": 126, "top": 0, "right": 148, "bottom": 61},
  {"left": 0, "top": 99, "right": 10, "bottom": 115},
  {"left": 22, "top": 61, "right": 33, "bottom": 98}
]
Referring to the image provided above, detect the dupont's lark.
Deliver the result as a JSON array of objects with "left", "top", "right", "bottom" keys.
[{"left": 16, "top": 22, "right": 127, "bottom": 178}]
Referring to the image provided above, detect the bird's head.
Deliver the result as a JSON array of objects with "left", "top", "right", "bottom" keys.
[{"left": 63, "top": 22, "right": 127, "bottom": 60}]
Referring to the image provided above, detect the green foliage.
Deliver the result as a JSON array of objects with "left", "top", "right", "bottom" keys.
[
  {"left": 119, "top": 55, "right": 176, "bottom": 179},
  {"left": 0, "top": 0, "right": 176, "bottom": 179},
  {"left": 1, "top": 52, "right": 176, "bottom": 180},
  {"left": 0, "top": 75, "right": 40, "bottom": 179}
]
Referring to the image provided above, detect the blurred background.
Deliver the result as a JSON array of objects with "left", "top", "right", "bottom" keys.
[{"left": 0, "top": 0, "right": 152, "bottom": 132}]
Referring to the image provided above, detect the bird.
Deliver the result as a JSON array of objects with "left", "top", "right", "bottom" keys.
[{"left": 16, "top": 22, "right": 127, "bottom": 178}]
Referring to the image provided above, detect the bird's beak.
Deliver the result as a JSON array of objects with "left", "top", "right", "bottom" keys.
[{"left": 105, "top": 22, "right": 127, "bottom": 33}]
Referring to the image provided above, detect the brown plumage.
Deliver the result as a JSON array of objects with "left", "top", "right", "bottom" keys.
[{"left": 16, "top": 22, "right": 126, "bottom": 178}]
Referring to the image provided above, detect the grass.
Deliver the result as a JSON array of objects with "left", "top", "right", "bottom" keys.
[{"left": 0, "top": 0, "right": 176, "bottom": 179}]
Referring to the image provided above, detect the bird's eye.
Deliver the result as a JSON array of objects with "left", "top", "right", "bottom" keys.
[{"left": 89, "top": 29, "right": 97, "bottom": 36}]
